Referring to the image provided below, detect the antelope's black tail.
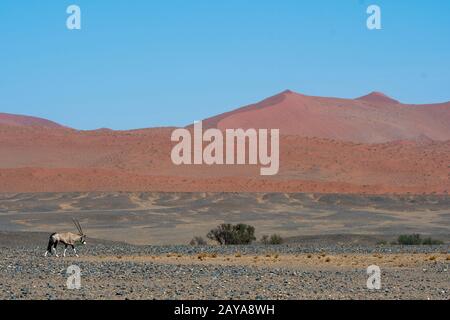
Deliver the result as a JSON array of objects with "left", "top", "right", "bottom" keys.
[{"left": 47, "top": 233, "right": 57, "bottom": 252}]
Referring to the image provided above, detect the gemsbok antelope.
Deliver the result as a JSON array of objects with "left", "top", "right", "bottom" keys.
[{"left": 44, "top": 219, "right": 87, "bottom": 257}]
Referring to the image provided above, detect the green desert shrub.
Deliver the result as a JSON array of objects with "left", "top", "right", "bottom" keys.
[
  {"left": 421, "top": 237, "right": 444, "bottom": 245},
  {"left": 207, "top": 223, "right": 256, "bottom": 245},
  {"left": 269, "top": 234, "right": 284, "bottom": 245},
  {"left": 396, "top": 234, "right": 443, "bottom": 246},
  {"left": 397, "top": 234, "right": 422, "bottom": 245}
]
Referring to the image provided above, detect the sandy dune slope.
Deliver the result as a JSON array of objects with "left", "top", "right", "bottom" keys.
[
  {"left": 0, "top": 91, "right": 449, "bottom": 193},
  {"left": 202, "top": 90, "right": 450, "bottom": 143}
]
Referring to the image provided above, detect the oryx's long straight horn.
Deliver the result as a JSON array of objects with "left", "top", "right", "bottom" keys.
[
  {"left": 72, "top": 218, "right": 81, "bottom": 234},
  {"left": 73, "top": 218, "right": 83, "bottom": 235},
  {"left": 77, "top": 220, "right": 85, "bottom": 236}
]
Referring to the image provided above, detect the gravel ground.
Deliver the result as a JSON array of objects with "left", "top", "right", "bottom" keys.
[{"left": 0, "top": 233, "right": 448, "bottom": 300}]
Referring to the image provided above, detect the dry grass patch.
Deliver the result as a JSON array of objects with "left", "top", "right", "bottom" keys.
[{"left": 197, "top": 253, "right": 208, "bottom": 260}]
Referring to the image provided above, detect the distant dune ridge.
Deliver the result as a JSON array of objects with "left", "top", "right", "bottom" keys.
[
  {"left": 201, "top": 90, "right": 450, "bottom": 143},
  {"left": 0, "top": 112, "right": 66, "bottom": 129},
  {"left": 0, "top": 90, "right": 449, "bottom": 194}
]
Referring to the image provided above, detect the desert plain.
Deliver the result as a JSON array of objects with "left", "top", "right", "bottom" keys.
[{"left": 0, "top": 192, "right": 448, "bottom": 300}]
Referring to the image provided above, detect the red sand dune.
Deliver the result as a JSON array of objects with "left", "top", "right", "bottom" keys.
[
  {"left": 0, "top": 113, "right": 66, "bottom": 129},
  {"left": 202, "top": 90, "right": 450, "bottom": 143},
  {"left": 0, "top": 91, "right": 449, "bottom": 194}
]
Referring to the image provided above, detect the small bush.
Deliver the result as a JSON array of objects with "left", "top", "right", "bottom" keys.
[
  {"left": 190, "top": 236, "right": 207, "bottom": 246},
  {"left": 207, "top": 223, "right": 256, "bottom": 245},
  {"left": 269, "top": 234, "right": 284, "bottom": 245},
  {"left": 397, "top": 234, "right": 444, "bottom": 246},
  {"left": 397, "top": 234, "right": 422, "bottom": 245},
  {"left": 260, "top": 234, "right": 284, "bottom": 245},
  {"left": 260, "top": 235, "right": 269, "bottom": 245},
  {"left": 422, "top": 237, "right": 444, "bottom": 245}
]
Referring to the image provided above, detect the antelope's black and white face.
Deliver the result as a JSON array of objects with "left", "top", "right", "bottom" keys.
[{"left": 81, "top": 235, "right": 87, "bottom": 245}]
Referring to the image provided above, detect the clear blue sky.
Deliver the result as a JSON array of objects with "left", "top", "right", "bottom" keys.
[{"left": 1, "top": 0, "right": 449, "bottom": 130}]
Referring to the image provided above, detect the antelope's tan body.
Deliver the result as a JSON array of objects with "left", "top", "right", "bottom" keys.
[{"left": 53, "top": 232, "right": 84, "bottom": 246}]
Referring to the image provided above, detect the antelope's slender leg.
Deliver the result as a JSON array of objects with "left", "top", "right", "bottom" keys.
[
  {"left": 53, "top": 244, "right": 59, "bottom": 257},
  {"left": 63, "top": 245, "right": 67, "bottom": 257},
  {"left": 73, "top": 246, "right": 79, "bottom": 258}
]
